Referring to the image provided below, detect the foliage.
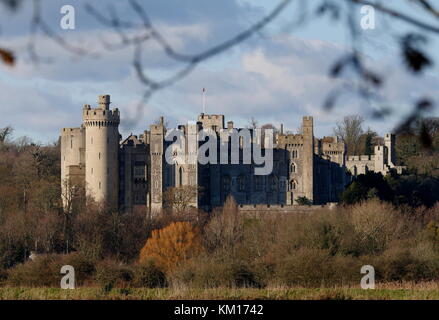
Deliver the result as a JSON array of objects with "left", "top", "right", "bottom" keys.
[
  {"left": 139, "top": 221, "right": 202, "bottom": 272},
  {"left": 6, "top": 253, "right": 95, "bottom": 287},
  {"left": 341, "top": 171, "right": 439, "bottom": 208},
  {"left": 334, "top": 115, "right": 364, "bottom": 156},
  {"left": 132, "top": 260, "right": 167, "bottom": 288},
  {"left": 162, "top": 185, "right": 199, "bottom": 213},
  {"left": 296, "top": 196, "right": 313, "bottom": 206},
  {"left": 204, "top": 196, "right": 243, "bottom": 251},
  {"left": 95, "top": 260, "right": 133, "bottom": 292}
]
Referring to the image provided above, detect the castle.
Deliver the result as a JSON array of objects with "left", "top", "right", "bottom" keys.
[{"left": 60, "top": 95, "right": 403, "bottom": 212}]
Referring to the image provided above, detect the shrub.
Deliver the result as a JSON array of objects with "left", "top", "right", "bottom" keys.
[
  {"left": 132, "top": 260, "right": 167, "bottom": 288},
  {"left": 95, "top": 260, "right": 133, "bottom": 292},
  {"left": 274, "top": 248, "right": 333, "bottom": 287},
  {"left": 296, "top": 196, "right": 312, "bottom": 206},
  {"left": 60, "top": 253, "right": 95, "bottom": 286},
  {"left": 180, "top": 256, "right": 261, "bottom": 289},
  {"left": 345, "top": 199, "right": 400, "bottom": 255},
  {"left": 274, "top": 248, "right": 363, "bottom": 287},
  {"left": 139, "top": 221, "right": 203, "bottom": 272},
  {"left": 375, "top": 243, "right": 439, "bottom": 282},
  {"left": 6, "top": 253, "right": 96, "bottom": 287},
  {"left": 7, "top": 255, "right": 60, "bottom": 287},
  {"left": 0, "top": 267, "right": 7, "bottom": 286}
]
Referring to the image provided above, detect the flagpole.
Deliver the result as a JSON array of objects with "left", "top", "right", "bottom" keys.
[{"left": 202, "top": 88, "right": 206, "bottom": 114}]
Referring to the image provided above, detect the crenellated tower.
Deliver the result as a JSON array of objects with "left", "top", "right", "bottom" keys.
[
  {"left": 302, "top": 116, "right": 314, "bottom": 202},
  {"left": 82, "top": 95, "right": 120, "bottom": 208},
  {"left": 150, "top": 116, "right": 165, "bottom": 212}
]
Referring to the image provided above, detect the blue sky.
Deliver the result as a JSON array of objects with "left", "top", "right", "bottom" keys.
[{"left": 0, "top": 0, "right": 438, "bottom": 143}]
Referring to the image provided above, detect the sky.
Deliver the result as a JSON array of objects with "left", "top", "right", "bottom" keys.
[{"left": 0, "top": 0, "right": 439, "bottom": 143}]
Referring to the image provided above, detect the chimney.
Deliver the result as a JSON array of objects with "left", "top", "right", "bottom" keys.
[{"left": 227, "top": 121, "right": 234, "bottom": 130}]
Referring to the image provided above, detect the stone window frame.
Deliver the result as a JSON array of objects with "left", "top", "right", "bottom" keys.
[
  {"left": 291, "top": 162, "right": 297, "bottom": 173},
  {"left": 237, "top": 174, "right": 246, "bottom": 192},
  {"left": 222, "top": 175, "right": 231, "bottom": 192},
  {"left": 289, "top": 179, "right": 297, "bottom": 190}
]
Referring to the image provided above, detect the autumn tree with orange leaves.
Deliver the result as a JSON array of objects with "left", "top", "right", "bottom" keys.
[{"left": 139, "top": 221, "right": 202, "bottom": 272}]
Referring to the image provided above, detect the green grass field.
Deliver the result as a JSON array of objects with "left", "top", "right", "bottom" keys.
[{"left": 0, "top": 286, "right": 438, "bottom": 300}]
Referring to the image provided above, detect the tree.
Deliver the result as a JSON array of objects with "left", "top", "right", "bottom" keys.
[
  {"left": 334, "top": 115, "right": 364, "bottom": 156},
  {"left": 0, "top": 126, "right": 13, "bottom": 143},
  {"left": 162, "top": 185, "right": 199, "bottom": 213},
  {"left": 204, "top": 196, "right": 244, "bottom": 251},
  {"left": 340, "top": 172, "right": 394, "bottom": 205},
  {"left": 361, "top": 128, "right": 378, "bottom": 156},
  {"left": 396, "top": 117, "right": 439, "bottom": 176},
  {"left": 139, "top": 221, "right": 202, "bottom": 272},
  {"left": 247, "top": 117, "right": 258, "bottom": 130}
]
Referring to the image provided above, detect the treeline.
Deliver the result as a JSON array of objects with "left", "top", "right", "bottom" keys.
[
  {"left": 0, "top": 131, "right": 160, "bottom": 270},
  {"left": 341, "top": 171, "right": 439, "bottom": 208},
  {"left": 2, "top": 198, "right": 438, "bottom": 289},
  {"left": 0, "top": 124, "right": 438, "bottom": 289}
]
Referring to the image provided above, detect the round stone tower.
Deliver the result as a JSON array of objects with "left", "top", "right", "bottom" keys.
[{"left": 82, "top": 95, "right": 120, "bottom": 208}]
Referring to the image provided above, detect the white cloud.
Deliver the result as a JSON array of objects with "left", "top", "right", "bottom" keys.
[{"left": 1, "top": 2, "right": 439, "bottom": 143}]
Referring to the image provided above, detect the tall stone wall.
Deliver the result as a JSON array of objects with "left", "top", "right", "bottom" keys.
[{"left": 60, "top": 126, "right": 85, "bottom": 209}]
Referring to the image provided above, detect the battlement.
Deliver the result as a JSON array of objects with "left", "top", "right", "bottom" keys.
[
  {"left": 198, "top": 113, "right": 224, "bottom": 120},
  {"left": 278, "top": 134, "right": 304, "bottom": 146},
  {"left": 98, "top": 94, "right": 111, "bottom": 110},
  {"left": 303, "top": 116, "right": 313, "bottom": 124},
  {"left": 61, "top": 127, "right": 83, "bottom": 135},
  {"left": 82, "top": 107, "right": 120, "bottom": 126},
  {"left": 347, "top": 155, "right": 375, "bottom": 161},
  {"left": 384, "top": 133, "right": 394, "bottom": 139}
]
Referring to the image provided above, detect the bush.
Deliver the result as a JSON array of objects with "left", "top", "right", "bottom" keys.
[
  {"left": 174, "top": 256, "right": 261, "bottom": 289},
  {"left": 132, "top": 260, "right": 167, "bottom": 288},
  {"left": 274, "top": 248, "right": 363, "bottom": 287},
  {"left": 0, "top": 267, "right": 7, "bottom": 286},
  {"left": 6, "top": 253, "right": 96, "bottom": 287},
  {"left": 375, "top": 243, "right": 439, "bottom": 282},
  {"left": 7, "top": 255, "right": 60, "bottom": 287},
  {"left": 95, "top": 260, "right": 133, "bottom": 292},
  {"left": 60, "top": 253, "right": 95, "bottom": 286},
  {"left": 296, "top": 196, "right": 312, "bottom": 206},
  {"left": 139, "top": 221, "right": 203, "bottom": 272},
  {"left": 343, "top": 200, "right": 401, "bottom": 255}
]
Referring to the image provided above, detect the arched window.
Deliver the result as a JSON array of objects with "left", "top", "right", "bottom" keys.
[
  {"left": 270, "top": 175, "right": 278, "bottom": 191},
  {"left": 291, "top": 162, "right": 296, "bottom": 173},
  {"left": 237, "top": 175, "right": 245, "bottom": 191},
  {"left": 254, "top": 176, "right": 263, "bottom": 191},
  {"left": 222, "top": 175, "right": 231, "bottom": 192},
  {"left": 178, "top": 167, "right": 183, "bottom": 186},
  {"left": 289, "top": 180, "right": 297, "bottom": 190}
]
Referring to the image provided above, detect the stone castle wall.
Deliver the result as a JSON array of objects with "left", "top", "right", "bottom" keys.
[{"left": 61, "top": 94, "right": 404, "bottom": 213}]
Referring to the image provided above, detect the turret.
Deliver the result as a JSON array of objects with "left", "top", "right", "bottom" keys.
[
  {"left": 384, "top": 133, "right": 396, "bottom": 167},
  {"left": 150, "top": 118, "right": 165, "bottom": 212},
  {"left": 302, "top": 116, "right": 314, "bottom": 203},
  {"left": 82, "top": 95, "right": 120, "bottom": 208}
]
